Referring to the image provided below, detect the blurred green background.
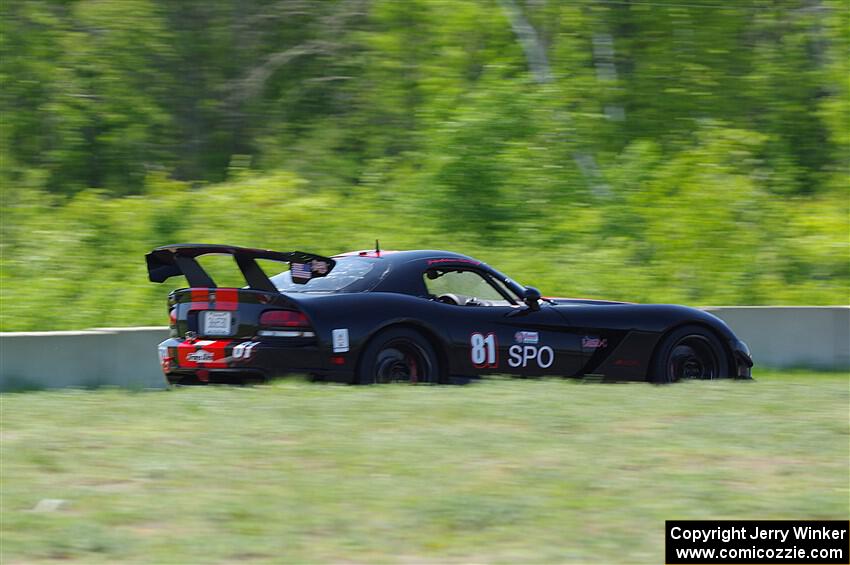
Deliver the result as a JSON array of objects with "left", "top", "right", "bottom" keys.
[
  {"left": 2, "top": 373, "right": 848, "bottom": 563},
  {"left": 1, "top": 0, "right": 848, "bottom": 331}
]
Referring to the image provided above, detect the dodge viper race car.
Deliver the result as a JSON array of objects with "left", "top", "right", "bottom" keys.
[{"left": 146, "top": 244, "right": 752, "bottom": 385}]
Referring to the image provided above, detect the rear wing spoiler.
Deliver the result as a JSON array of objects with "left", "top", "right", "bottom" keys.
[{"left": 146, "top": 243, "right": 336, "bottom": 292}]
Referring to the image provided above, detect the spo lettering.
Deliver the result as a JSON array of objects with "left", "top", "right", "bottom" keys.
[{"left": 507, "top": 345, "right": 554, "bottom": 369}]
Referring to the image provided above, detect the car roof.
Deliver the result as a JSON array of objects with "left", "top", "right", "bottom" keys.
[
  {"left": 329, "top": 249, "right": 487, "bottom": 295},
  {"left": 334, "top": 249, "right": 479, "bottom": 264}
]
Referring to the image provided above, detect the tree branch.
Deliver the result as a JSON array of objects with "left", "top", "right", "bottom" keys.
[{"left": 498, "top": 0, "right": 552, "bottom": 83}]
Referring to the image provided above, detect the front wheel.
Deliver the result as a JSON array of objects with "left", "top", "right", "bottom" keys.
[
  {"left": 649, "top": 325, "right": 729, "bottom": 383},
  {"left": 356, "top": 328, "right": 441, "bottom": 384}
]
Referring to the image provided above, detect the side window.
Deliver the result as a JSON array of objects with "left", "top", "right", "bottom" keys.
[{"left": 424, "top": 269, "right": 512, "bottom": 306}]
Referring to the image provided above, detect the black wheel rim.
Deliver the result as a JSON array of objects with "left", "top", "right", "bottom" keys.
[
  {"left": 374, "top": 340, "right": 432, "bottom": 384},
  {"left": 667, "top": 335, "right": 719, "bottom": 380}
]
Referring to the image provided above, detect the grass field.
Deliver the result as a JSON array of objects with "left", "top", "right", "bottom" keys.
[{"left": 1, "top": 371, "right": 848, "bottom": 564}]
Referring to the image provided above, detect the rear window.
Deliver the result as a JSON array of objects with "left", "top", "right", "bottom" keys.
[{"left": 270, "top": 257, "right": 381, "bottom": 293}]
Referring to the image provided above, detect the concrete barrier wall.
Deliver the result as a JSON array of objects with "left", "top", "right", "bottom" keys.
[
  {"left": 704, "top": 306, "right": 849, "bottom": 371},
  {"left": 0, "top": 307, "right": 847, "bottom": 391},
  {"left": 1, "top": 327, "right": 169, "bottom": 391}
]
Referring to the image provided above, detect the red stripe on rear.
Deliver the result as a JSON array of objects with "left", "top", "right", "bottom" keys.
[
  {"left": 176, "top": 340, "right": 233, "bottom": 369},
  {"left": 191, "top": 289, "right": 209, "bottom": 303},
  {"left": 187, "top": 288, "right": 211, "bottom": 312},
  {"left": 216, "top": 288, "right": 239, "bottom": 311}
]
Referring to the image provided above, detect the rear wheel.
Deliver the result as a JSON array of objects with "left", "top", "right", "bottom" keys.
[
  {"left": 356, "top": 328, "right": 440, "bottom": 384},
  {"left": 649, "top": 325, "right": 729, "bottom": 383}
]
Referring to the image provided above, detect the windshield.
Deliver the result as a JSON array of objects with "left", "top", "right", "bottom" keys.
[{"left": 270, "top": 256, "right": 380, "bottom": 293}]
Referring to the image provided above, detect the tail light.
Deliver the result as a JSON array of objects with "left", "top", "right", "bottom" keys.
[
  {"left": 260, "top": 310, "right": 309, "bottom": 327},
  {"left": 258, "top": 310, "right": 314, "bottom": 337}
]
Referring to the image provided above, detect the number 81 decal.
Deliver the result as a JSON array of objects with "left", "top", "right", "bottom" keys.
[
  {"left": 232, "top": 341, "right": 259, "bottom": 360},
  {"left": 470, "top": 332, "right": 498, "bottom": 368}
]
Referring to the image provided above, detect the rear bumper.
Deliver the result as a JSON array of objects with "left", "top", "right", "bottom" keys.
[
  {"left": 167, "top": 368, "right": 268, "bottom": 385},
  {"left": 157, "top": 336, "right": 347, "bottom": 383}
]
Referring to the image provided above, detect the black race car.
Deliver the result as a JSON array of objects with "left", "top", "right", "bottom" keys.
[{"left": 146, "top": 244, "right": 752, "bottom": 385}]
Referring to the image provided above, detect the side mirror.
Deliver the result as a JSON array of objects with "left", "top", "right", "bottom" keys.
[{"left": 523, "top": 286, "right": 542, "bottom": 311}]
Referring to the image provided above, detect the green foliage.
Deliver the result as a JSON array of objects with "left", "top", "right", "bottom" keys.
[
  {"left": 1, "top": 160, "right": 847, "bottom": 331},
  {"left": 1, "top": 0, "right": 848, "bottom": 330}
]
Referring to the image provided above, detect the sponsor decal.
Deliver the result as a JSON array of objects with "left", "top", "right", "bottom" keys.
[
  {"left": 176, "top": 339, "right": 232, "bottom": 368},
  {"left": 470, "top": 332, "right": 498, "bottom": 368},
  {"left": 186, "top": 349, "right": 214, "bottom": 363},
  {"left": 508, "top": 345, "right": 555, "bottom": 369},
  {"left": 332, "top": 328, "right": 350, "bottom": 353},
  {"left": 582, "top": 336, "right": 608, "bottom": 349},
  {"left": 514, "top": 331, "right": 539, "bottom": 344}
]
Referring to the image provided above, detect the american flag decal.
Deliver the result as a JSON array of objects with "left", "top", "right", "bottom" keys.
[{"left": 290, "top": 262, "right": 312, "bottom": 281}]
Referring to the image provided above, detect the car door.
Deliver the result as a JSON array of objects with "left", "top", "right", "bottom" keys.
[{"left": 422, "top": 268, "right": 584, "bottom": 377}]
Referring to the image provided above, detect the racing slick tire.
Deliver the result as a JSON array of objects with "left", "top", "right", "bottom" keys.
[
  {"left": 649, "top": 325, "right": 730, "bottom": 383},
  {"left": 356, "top": 327, "right": 441, "bottom": 384}
]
